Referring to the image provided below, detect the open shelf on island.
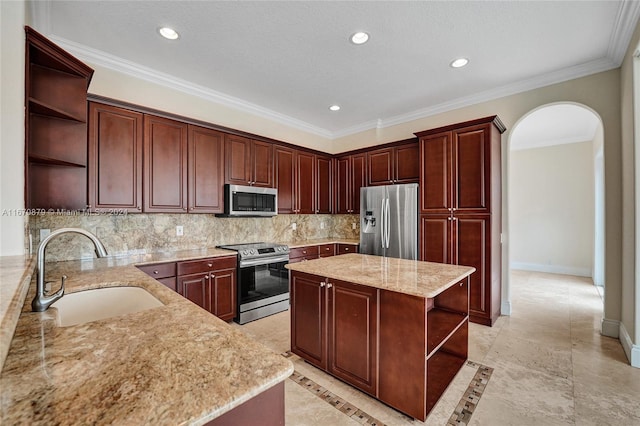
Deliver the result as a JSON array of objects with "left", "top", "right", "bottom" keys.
[
  {"left": 426, "top": 308, "right": 468, "bottom": 355},
  {"left": 28, "top": 154, "right": 86, "bottom": 168}
]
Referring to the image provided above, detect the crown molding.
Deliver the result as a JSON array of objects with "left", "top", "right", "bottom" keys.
[
  {"left": 48, "top": 36, "right": 334, "bottom": 140},
  {"left": 607, "top": 0, "right": 640, "bottom": 66}
]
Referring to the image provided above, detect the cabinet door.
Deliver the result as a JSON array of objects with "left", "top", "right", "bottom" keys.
[
  {"left": 275, "top": 146, "right": 295, "bottom": 214},
  {"left": 327, "top": 279, "right": 377, "bottom": 395},
  {"left": 88, "top": 103, "right": 143, "bottom": 212},
  {"left": 225, "top": 134, "right": 252, "bottom": 185},
  {"left": 316, "top": 155, "right": 332, "bottom": 214},
  {"left": 453, "top": 125, "right": 490, "bottom": 213},
  {"left": 251, "top": 140, "right": 273, "bottom": 187},
  {"left": 454, "top": 216, "right": 490, "bottom": 320},
  {"left": 394, "top": 143, "right": 419, "bottom": 184},
  {"left": 296, "top": 151, "right": 316, "bottom": 214},
  {"left": 178, "top": 273, "right": 209, "bottom": 311},
  {"left": 291, "top": 272, "right": 327, "bottom": 370},
  {"left": 367, "top": 148, "right": 394, "bottom": 186},
  {"left": 420, "top": 132, "right": 451, "bottom": 214},
  {"left": 351, "top": 153, "right": 366, "bottom": 214},
  {"left": 188, "top": 125, "right": 224, "bottom": 213},
  {"left": 335, "top": 156, "right": 351, "bottom": 214},
  {"left": 420, "top": 215, "right": 452, "bottom": 264},
  {"left": 212, "top": 268, "right": 236, "bottom": 321},
  {"left": 143, "top": 115, "right": 188, "bottom": 212}
]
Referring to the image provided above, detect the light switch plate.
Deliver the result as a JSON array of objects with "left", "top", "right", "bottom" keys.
[
  {"left": 40, "top": 229, "right": 50, "bottom": 240},
  {"left": 176, "top": 226, "right": 184, "bottom": 236},
  {"left": 291, "top": 223, "right": 297, "bottom": 231}
]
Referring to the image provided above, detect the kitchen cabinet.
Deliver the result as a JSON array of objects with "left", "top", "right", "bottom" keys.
[
  {"left": 289, "top": 266, "right": 470, "bottom": 420},
  {"left": 188, "top": 125, "right": 225, "bottom": 213},
  {"left": 290, "top": 272, "right": 378, "bottom": 394},
  {"left": 289, "top": 245, "right": 320, "bottom": 263},
  {"left": 143, "top": 115, "right": 188, "bottom": 212},
  {"left": 137, "top": 262, "right": 177, "bottom": 292},
  {"left": 225, "top": 134, "right": 273, "bottom": 187},
  {"left": 319, "top": 243, "right": 335, "bottom": 258},
  {"left": 290, "top": 243, "right": 358, "bottom": 263},
  {"left": 336, "top": 243, "right": 358, "bottom": 255},
  {"left": 275, "top": 147, "right": 331, "bottom": 214},
  {"left": 88, "top": 102, "right": 143, "bottom": 213},
  {"left": 176, "top": 256, "right": 237, "bottom": 321},
  {"left": 367, "top": 141, "right": 419, "bottom": 186},
  {"left": 335, "top": 153, "right": 366, "bottom": 214},
  {"left": 25, "top": 26, "right": 94, "bottom": 210},
  {"left": 416, "top": 116, "right": 505, "bottom": 326}
]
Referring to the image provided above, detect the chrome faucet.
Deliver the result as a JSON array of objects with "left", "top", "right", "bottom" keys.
[{"left": 32, "top": 228, "right": 108, "bottom": 312}]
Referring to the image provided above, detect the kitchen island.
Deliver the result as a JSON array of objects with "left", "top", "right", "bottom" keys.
[
  {"left": 286, "top": 253, "right": 475, "bottom": 421},
  {"left": 0, "top": 251, "right": 293, "bottom": 425}
]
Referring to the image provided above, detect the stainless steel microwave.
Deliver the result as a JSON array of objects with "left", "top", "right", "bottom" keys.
[{"left": 217, "top": 184, "right": 278, "bottom": 217}]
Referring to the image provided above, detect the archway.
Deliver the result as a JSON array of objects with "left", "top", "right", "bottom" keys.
[{"left": 505, "top": 102, "right": 605, "bottom": 312}]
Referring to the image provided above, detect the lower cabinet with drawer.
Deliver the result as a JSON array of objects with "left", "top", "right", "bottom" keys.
[
  {"left": 289, "top": 245, "right": 320, "bottom": 263},
  {"left": 336, "top": 243, "right": 358, "bottom": 255},
  {"left": 136, "top": 262, "right": 177, "bottom": 291},
  {"left": 290, "top": 243, "right": 359, "bottom": 263},
  {"left": 175, "top": 255, "right": 237, "bottom": 321}
]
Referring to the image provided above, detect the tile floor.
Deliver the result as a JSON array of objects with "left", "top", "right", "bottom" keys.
[{"left": 235, "top": 271, "right": 640, "bottom": 425}]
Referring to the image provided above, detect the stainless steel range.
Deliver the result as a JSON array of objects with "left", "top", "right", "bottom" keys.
[{"left": 217, "top": 242, "right": 290, "bottom": 324}]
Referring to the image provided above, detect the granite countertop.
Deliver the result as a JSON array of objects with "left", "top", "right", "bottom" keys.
[
  {"left": 281, "top": 237, "right": 359, "bottom": 248},
  {"left": 286, "top": 253, "right": 475, "bottom": 298},
  {"left": 0, "top": 256, "right": 293, "bottom": 425}
]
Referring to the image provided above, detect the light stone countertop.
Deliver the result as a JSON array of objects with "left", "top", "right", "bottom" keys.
[
  {"left": 280, "top": 237, "right": 360, "bottom": 248},
  {"left": 0, "top": 253, "right": 293, "bottom": 425},
  {"left": 286, "top": 253, "right": 475, "bottom": 298}
]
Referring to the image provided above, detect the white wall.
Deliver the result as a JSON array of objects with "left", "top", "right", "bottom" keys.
[
  {"left": 0, "top": 0, "right": 27, "bottom": 256},
  {"left": 593, "top": 124, "right": 605, "bottom": 287},
  {"left": 510, "top": 141, "right": 595, "bottom": 277}
]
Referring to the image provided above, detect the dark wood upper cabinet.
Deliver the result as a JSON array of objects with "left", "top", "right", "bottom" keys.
[
  {"left": 224, "top": 134, "right": 273, "bottom": 187},
  {"left": 296, "top": 151, "right": 315, "bottom": 214},
  {"left": 275, "top": 147, "right": 330, "bottom": 214},
  {"left": 335, "top": 153, "right": 366, "bottom": 214},
  {"left": 416, "top": 116, "right": 505, "bottom": 326},
  {"left": 88, "top": 102, "right": 143, "bottom": 212},
  {"left": 25, "top": 26, "right": 94, "bottom": 210},
  {"left": 188, "top": 125, "right": 225, "bottom": 213},
  {"left": 143, "top": 115, "right": 188, "bottom": 212},
  {"left": 367, "top": 142, "right": 419, "bottom": 186},
  {"left": 316, "top": 155, "right": 332, "bottom": 214}
]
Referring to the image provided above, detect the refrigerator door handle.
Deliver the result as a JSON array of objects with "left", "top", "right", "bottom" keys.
[
  {"left": 385, "top": 198, "right": 391, "bottom": 248},
  {"left": 380, "top": 199, "right": 386, "bottom": 249}
]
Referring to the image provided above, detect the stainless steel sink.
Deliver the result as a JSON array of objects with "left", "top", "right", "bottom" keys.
[{"left": 50, "top": 286, "right": 164, "bottom": 327}]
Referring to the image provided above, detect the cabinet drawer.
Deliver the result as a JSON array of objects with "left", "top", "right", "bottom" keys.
[
  {"left": 336, "top": 244, "right": 358, "bottom": 255},
  {"left": 289, "top": 245, "right": 319, "bottom": 259},
  {"left": 177, "top": 255, "right": 237, "bottom": 276},
  {"left": 137, "top": 262, "right": 176, "bottom": 279},
  {"left": 319, "top": 244, "right": 335, "bottom": 257}
]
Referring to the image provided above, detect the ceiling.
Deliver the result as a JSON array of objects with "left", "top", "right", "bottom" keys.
[{"left": 31, "top": 1, "right": 640, "bottom": 139}]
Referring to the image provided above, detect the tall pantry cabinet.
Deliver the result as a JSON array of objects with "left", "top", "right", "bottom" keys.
[{"left": 415, "top": 116, "right": 505, "bottom": 326}]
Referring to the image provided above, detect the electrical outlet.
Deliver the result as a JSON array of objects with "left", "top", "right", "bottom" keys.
[
  {"left": 40, "top": 229, "right": 50, "bottom": 240},
  {"left": 320, "top": 222, "right": 325, "bottom": 229},
  {"left": 291, "top": 222, "right": 297, "bottom": 231},
  {"left": 176, "top": 225, "right": 184, "bottom": 236},
  {"left": 352, "top": 222, "right": 357, "bottom": 230}
]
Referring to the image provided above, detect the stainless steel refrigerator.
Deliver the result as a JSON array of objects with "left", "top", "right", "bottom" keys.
[{"left": 359, "top": 183, "right": 418, "bottom": 260}]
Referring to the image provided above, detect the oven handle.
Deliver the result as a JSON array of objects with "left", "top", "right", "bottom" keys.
[{"left": 239, "top": 255, "right": 291, "bottom": 268}]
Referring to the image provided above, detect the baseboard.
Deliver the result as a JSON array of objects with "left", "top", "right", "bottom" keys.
[
  {"left": 510, "top": 262, "right": 591, "bottom": 277},
  {"left": 501, "top": 300, "right": 512, "bottom": 316},
  {"left": 601, "top": 318, "right": 620, "bottom": 338},
  {"left": 619, "top": 323, "right": 640, "bottom": 368}
]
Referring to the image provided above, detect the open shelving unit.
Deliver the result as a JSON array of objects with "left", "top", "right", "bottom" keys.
[{"left": 25, "top": 26, "right": 93, "bottom": 210}]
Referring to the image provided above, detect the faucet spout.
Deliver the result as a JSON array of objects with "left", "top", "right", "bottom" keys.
[{"left": 32, "top": 228, "right": 108, "bottom": 312}]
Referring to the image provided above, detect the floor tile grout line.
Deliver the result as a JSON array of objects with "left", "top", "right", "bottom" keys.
[{"left": 282, "top": 351, "right": 494, "bottom": 426}]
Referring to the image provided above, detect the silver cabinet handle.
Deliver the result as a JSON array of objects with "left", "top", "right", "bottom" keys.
[
  {"left": 327, "top": 283, "right": 333, "bottom": 289},
  {"left": 320, "top": 282, "right": 325, "bottom": 287},
  {"left": 207, "top": 263, "right": 213, "bottom": 268},
  {"left": 153, "top": 270, "right": 159, "bottom": 275}
]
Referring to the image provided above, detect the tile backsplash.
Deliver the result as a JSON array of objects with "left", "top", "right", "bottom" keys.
[{"left": 27, "top": 213, "right": 360, "bottom": 262}]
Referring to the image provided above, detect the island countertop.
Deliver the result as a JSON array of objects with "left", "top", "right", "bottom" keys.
[
  {"left": 0, "top": 257, "right": 293, "bottom": 425},
  {"left": 286, "top": 253, "right": 475, "bottom": 298}
]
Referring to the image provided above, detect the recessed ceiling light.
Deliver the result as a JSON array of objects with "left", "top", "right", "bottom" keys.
[
  {"left": 450, "top": 58, "right": 469, "bottom": 68},
  {"left": 350, "top": 32, "right": 369, "bottom": 45},
  {"left": 158, "top": 27, "right": 179, "bottom": 40},
  {"left": 329, "top": 105, "right": 341, "bottom": 111}
]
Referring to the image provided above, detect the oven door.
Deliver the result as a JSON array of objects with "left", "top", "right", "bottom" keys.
[{"left": 237, "top": 258, "right": 290, "bottom": 313}]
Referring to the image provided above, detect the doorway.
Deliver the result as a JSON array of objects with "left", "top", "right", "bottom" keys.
[{"left": 507, "top": 103, "right": 605, "bottom": 304}]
